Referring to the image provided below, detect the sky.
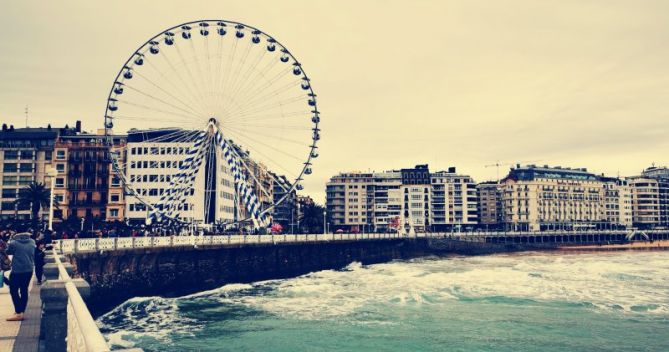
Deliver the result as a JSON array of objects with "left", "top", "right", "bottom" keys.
[{"left": 1, "top": 0, "right": 668, "bottom": 202}]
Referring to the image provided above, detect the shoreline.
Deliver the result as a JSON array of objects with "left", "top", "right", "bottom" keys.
[{"left": 558, "top": 240, "right": 669, "bottom": 252}]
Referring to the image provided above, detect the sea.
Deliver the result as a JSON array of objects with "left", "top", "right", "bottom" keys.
[{"left": 98, "top": 251, "right": 669, "bottom": 351}]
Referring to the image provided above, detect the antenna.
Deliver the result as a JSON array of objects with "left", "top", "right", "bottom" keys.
[{"left": 24, "top": 105, "right": 29, "bottom": 127}]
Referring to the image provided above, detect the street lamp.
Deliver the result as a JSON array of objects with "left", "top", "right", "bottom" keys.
[
  {"left": 323, "top": 209, "right": 327, "bottom": 234},
  {"left": 45, "top": 166, "right": 58, "bottom": 231}
]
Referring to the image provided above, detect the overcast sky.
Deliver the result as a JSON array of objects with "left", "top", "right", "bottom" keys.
[{"left": 1, "top": 0, "right": 667, "bottom": 202}]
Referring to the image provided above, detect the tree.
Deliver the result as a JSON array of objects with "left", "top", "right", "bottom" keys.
[
  {"left": 299, "top": 202, "right": 325, "bottom": 234},
  {"left": 15, "top": 182, "right": 57, "bottom": 229}
]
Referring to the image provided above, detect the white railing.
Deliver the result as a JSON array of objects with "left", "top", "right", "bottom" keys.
[
  {"left": 53, "top": 249, "right": 110, "bottom": 352},
  {"left": 51, "top": 229, "right": 669, "bottom": 254}
]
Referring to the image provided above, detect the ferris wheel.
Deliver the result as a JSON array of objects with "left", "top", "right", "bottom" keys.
[{"left": 103, "top": 20, "right": 320, "bottom": 230}]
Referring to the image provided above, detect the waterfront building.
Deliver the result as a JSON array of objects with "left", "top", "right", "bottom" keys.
[
  {"left": 326, "top": 164, "right": 478, "bottom": 233},
  {"left": 431, "top": 167, "right": 478, "bottom": 231},
  {"left": 54, "top": 129, "right": 126, "bottom": 222},
  {"left": 0, "top": 122, "right": 79, "bottom": 221},
  {"left": 268, "top": 171, "right": 296, "bottom": 231},
  {"left": 627, "top": 166, "right": 669, "bottom": 228},
  {"left": 477, "top": 181, "right": 504, "bottom": 230},
  {"left": 500, "top": 165, "right": 629, "bottom": 231},
  {"left": 124, "top": 129, "right": 236, "bottom": 225},
  {"left": 642, "top": 166, "right": 669, "bottom": 227}
]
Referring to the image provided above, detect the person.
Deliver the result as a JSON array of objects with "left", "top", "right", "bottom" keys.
[
  {"left": 0, "top": 239, "right": 11, "bottom": 287},
  {"left": 6, "top": 232, "right": 36, "bottom": 322},
  {"left": 34, "top": 241, "right": 46, "bottom": 285}
]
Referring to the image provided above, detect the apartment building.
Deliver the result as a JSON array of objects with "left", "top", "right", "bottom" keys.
[
  {"left": 53, "top": 131, "right": 126, "bottom": 222},
  {"left": 501, "top": 165, "right": 630, "bottom": 231},
  {"left": 477, "top": 181, "right": 503, "bottom": 230},
  {"left": 627, "top": 166, "right": 669, "bottom": 229},
  {"left": 0, "top": 123, "right": 79, "bottom": 221},
  {"left": 431, "top": 167, "right": 478, "bottom": 231},
  {"left": 124, "top": 129, "right": 236, "bottom": 225},
  {"left": 326, "top": 164, "right": 477, "bottom": 233}
]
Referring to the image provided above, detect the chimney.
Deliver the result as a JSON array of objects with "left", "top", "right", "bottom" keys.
[
  {"left": 448, "top": 166, "right": 456, "bottom": 173},
  {"left": 75, "top": 120, "right": 82, "bottom": 133}
]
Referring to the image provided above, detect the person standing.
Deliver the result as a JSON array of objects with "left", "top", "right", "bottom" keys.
[
  {"left": 34, "top": 241, "right": 46, "bottom": 285},
  {"left": 6, "top": 232, "right": 36, "bottom": 322}
]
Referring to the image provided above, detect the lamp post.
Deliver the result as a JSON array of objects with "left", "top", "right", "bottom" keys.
[
  {"left": 323, "top": 210, "right": 327, "bottom": 234},
  {"left": 46, "top": 166, "right": 57, "bottom": 231}
]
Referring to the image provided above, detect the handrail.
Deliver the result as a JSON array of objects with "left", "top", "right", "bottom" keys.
[
  {"left": 50, "top": 229, "right": 669, "bottom": 255},
  {"left": 53, "top": 249, "right": 111, "bottom": 352}
]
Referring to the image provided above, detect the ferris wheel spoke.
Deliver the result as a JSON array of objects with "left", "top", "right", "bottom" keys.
[
  {"left": 116, "top": 99, "right": 202, "bottom": 122},
  {"left": 149, "top": 47, "right": 209, "bottom": 114},
  {"left": 230, "top": 77, "right": 305, "bottom": 119},
  {"left": 120, "top": 83, "right": 206, "bottom": 118},
  {"left": 173, "top": 43, "right": 210, "bottom": 112},
  {"left": 187, "top": 39, "right": 212, "bottom": 111},
  {"left": 131, "top": 68, "right": 207, "bottom": 118},
  {"left": 229, "top": 94, "right": 310, "bottom": 121},
  {"left": 233, "top": 67, "right": 294, "bottom": 109},
  {"left": 222, "top": 124, "right": 307, "bottom": 161}
]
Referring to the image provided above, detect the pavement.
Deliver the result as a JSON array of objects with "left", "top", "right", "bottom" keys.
[{"left": 0, "top": 274, "right": 41, "bottom": 352}]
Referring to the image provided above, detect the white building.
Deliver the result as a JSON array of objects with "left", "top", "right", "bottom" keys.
[{"left": 124, "top": 130, "right": 235, "bottom": 225}]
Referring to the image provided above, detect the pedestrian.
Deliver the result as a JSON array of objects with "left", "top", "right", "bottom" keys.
[
  {"left": 34, "top": 241, "right": 46, "bottom": 285},
  {"left": 6, "top": 232, "right": 36, "bottom": 322},
  {"left": 0, "top": 239, "right": 11, "bottom": 287}
]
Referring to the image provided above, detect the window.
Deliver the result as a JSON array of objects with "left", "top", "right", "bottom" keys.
[
  {"left": 1, "top": 189, "right": 16, "bottom": 198},
  {"left": 2, "top": 176, "right": 17, "bottom": 185},
  {"left": 1, "top": 202, "right": 14, "bottom": 211},
  {"left": 54, "top": 194, "right": 64, "bottom": 203},
  {"left": 111, "top": 176, "right": 120, "bottom": 187},
  {"left": 4, "top": 151, "right": 18, "bottom": 160},
  {"left": 110, "top": 194, "right": 120, "bottom": 202},
  {"left": 56, "top": 150, "right": 66, "bottom": 160},
  {"left": 56, "top": 163, "right": 65, "bottom": 172},
  {"left": 3, "top": 163, "right": 17, "bottom": 172},
  {"left": 20, "top": 150, "right": 34, "bottom": 159},
  {"left": 18, "top": 176, "right": 32, "bottom": 185},
  {"left": 110, "top": 209, "right": 119, "bottom": 217},
  {"left": 55, "top": 178, "right": 65, "bottom": 187},
  {"left": 19, "top": 163, "right": 33, "bottom": 172},
  {"left": 45, "top": 151, "right": 52, "bottom": 161}
]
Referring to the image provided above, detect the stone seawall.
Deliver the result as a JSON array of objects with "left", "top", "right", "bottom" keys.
[{"left": 67, "top": 238, "right": 555, "bottom": 316}]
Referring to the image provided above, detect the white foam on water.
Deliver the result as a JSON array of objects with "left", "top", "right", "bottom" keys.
[
  {"left": 206, "top": 252, "right": 669, "bottom": 319},
  {"left": 100, "top": 251, "right": 669, "bottom": 345}
]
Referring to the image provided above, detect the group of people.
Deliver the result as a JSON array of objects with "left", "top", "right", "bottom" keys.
[{"left": 0, "top": 229, "right": 47, "bottom": 322}]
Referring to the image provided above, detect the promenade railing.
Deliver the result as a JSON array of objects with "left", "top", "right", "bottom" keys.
[
  {"left": 47, "top": 249, "right": 111, "bottom": 352},
  {"left": 51, "top": 229, "right": 663, "bottom": 254}
]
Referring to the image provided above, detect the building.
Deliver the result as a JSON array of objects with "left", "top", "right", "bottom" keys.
[
  {"left": 268, "top": 172, "right": 296, "bottom": 231},
  {"left": 477, "top": 181, "right": 503, "bottom": 230},
  {"left": 326, "top": 164, "right": 477, "bottom": 233},
  {"left": 627, "top": 166, "right": 669, "bottom": 229},
  {"left": 53, "top": 130, "right": 126, "bottom": 223},
  {"left": 500, "top": 165, "right": 630, "bottom": 231},
  {"left": 125, "top": 129, "right": 234, "bottom": 225},
  {"left": 0, "top": 122, "right": 80, "bottom": 222},
  {"left": 431, "top": 167, "right": 478, "bottom": 231}
]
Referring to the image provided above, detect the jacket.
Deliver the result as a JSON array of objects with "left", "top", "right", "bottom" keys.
[{"left": 7, "top": 233, "right": 36, "bottom": 274}]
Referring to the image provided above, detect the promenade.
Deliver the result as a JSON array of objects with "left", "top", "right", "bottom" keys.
[{"left": 0, "top": 278, "right": 41, "bottom": 352}]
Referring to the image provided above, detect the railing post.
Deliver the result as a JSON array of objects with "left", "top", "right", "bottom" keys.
[
  {"left": 40, "top": 280, "right": 68, "bottom": 352},
  {"left": 74, "top": 239, "right": 79, "bottom": 254}
]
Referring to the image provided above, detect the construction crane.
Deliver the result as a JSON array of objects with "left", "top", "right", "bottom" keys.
[{"left": 485, "top": 160, "right": 542, "bottom": 183}]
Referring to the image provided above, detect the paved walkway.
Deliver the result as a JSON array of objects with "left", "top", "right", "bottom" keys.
[{"left": 0, "top": 275, "right": 41, "bottom": 352}]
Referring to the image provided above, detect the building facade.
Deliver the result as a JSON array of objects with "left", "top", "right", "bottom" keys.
[
  {"left": 501, "top": 165, "right": 631, "bottom": 231},
  {"left": 0, "top": 123, "right": 80, "bottom": 222},
  {"left": 477, "top": 181, "right": 503, "bottom": 230},
  {"left": 326, "top": 165, "right": 478, "bottom": 233}
]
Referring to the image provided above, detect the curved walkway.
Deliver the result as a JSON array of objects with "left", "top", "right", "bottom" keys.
[{"left": 0, "top": 277, "right": 41, "bottom": 352}]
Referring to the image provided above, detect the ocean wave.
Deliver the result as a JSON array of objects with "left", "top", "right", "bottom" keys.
[{"left": 100, "top": 251, "right": 669, "bottom": 347}]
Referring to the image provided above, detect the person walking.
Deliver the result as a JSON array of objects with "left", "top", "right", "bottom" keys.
[
  {"left": 0, "top": 239, "right": 11, "bottom": 287},
  {"left": 6, "top": 232, "right": 36, "bottom": 322}
]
